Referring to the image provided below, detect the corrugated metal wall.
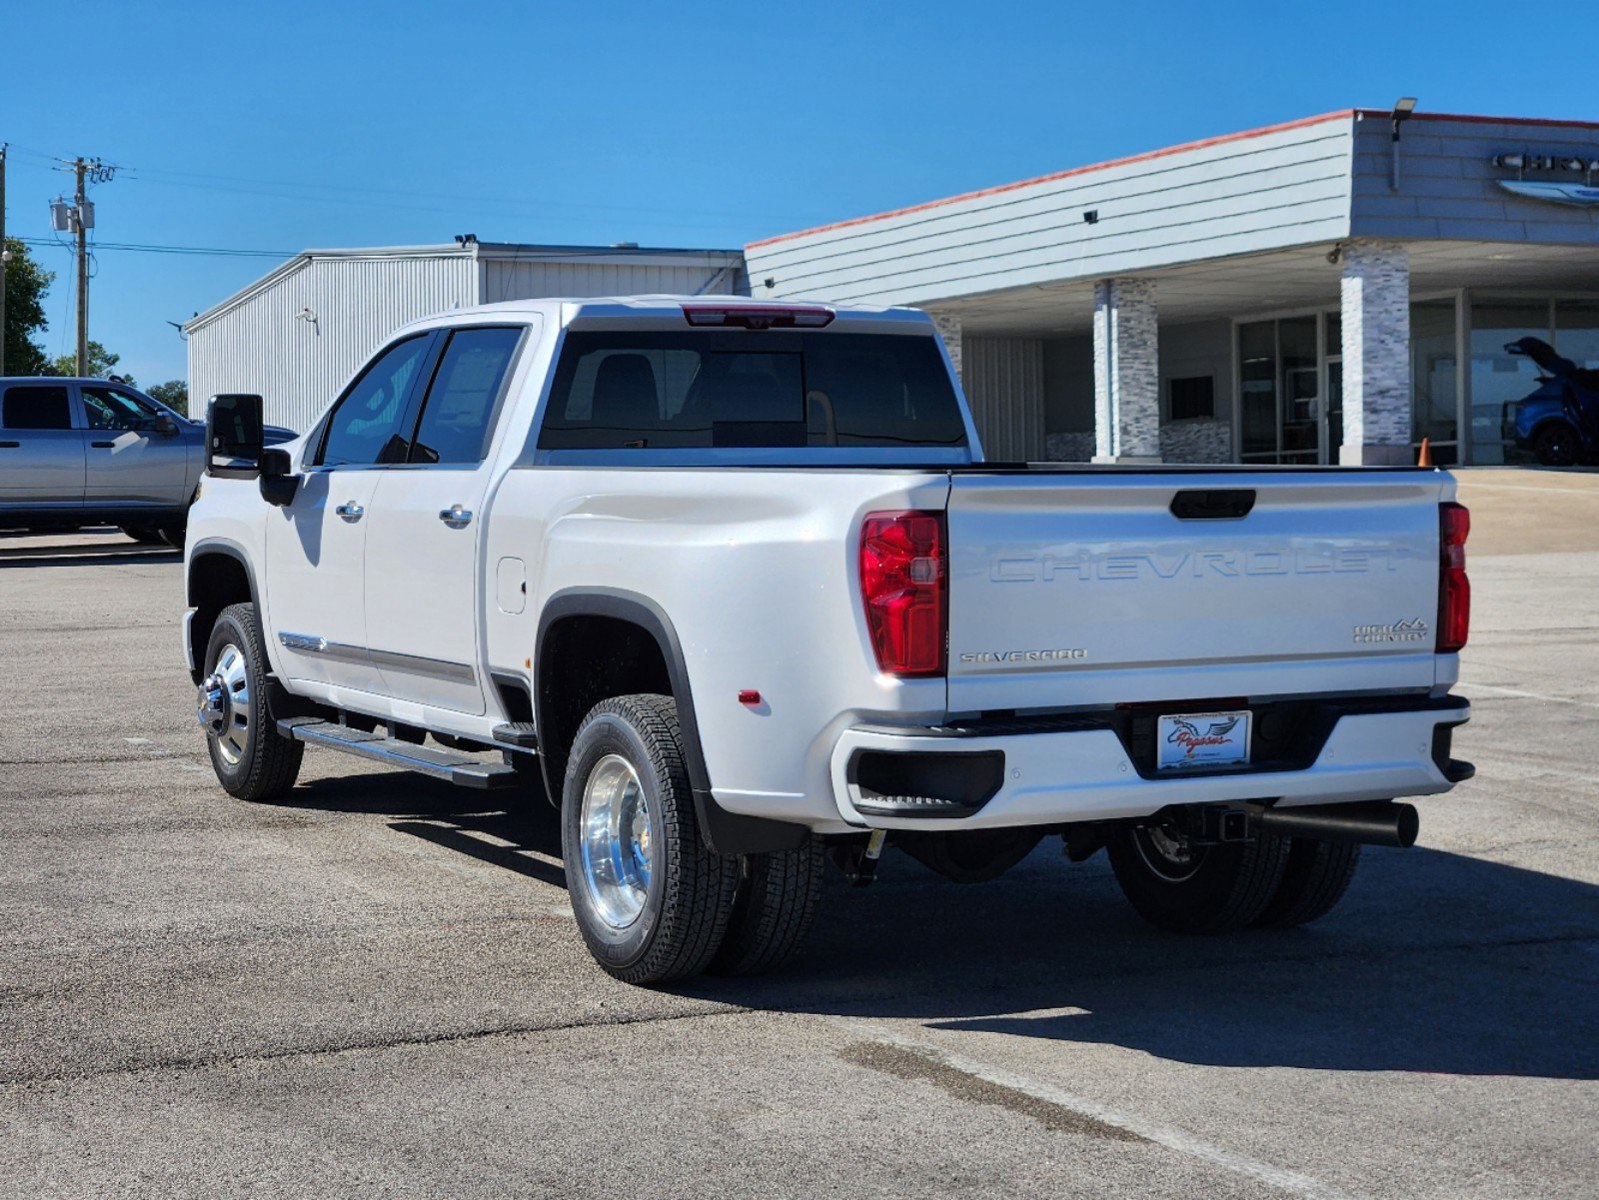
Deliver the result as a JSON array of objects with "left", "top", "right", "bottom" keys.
[
  {"left": 188, "top": 254, "right": 477, "bottom": 433},
  {"left": 482, "top": 258, "right": 740, "bottom": 302},
  {"left": 963, "top": 336, "right": 1046, "bottom": 461}
]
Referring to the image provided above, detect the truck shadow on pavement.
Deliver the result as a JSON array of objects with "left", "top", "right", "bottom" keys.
[
  {"left": 273, "top": 772, "right": 1599, "bottom": 1081},
  {"left": 288, "top": 771, "right": 566, "bottom": 889},
  {"left": 730, "top": 845, "right": 1599, "bottom": 1082}
]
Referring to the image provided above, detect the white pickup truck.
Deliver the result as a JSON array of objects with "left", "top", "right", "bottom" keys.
[{"left": 183, "top": 296, "right": 1473, "bottom": 984}]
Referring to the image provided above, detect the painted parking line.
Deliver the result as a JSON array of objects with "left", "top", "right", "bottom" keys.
[
  {"left": 846, "top": 1020, "right": 1363, "bottom": 1200},
  {"left": 1466, "top": 682, "right": 1599, "bottom": 710}
]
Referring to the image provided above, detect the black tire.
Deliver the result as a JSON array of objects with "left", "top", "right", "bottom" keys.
[
  {"left": 121, "top": 525, "right": 165, "bottom": 544},
  {"left": 561, "top": 694, "right": 738, "bottom": 985},
  {"left": 201, "top": 602, "right": 304, "bottom": 801},
  {"left": 1533, "top": 422, "right": 1580, "bottom": 467},
  {"left": 708, "top": 837, "right": 826, "bottom": 977},
  {"left": 1253, "top": 839, "right": 1361, "bottom": 928},
  {"left": 1108, "top": 824, "right": 1289, "bottom": 934}
]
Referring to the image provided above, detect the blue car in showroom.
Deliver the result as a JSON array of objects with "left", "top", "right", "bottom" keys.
[{"left": 1501, "top": 337, "right": 1599, "bottom": 466}]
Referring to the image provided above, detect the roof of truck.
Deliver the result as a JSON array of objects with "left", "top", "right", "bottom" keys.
[{"left": 392, "top": 295, "right": 935, "bottom": 333}]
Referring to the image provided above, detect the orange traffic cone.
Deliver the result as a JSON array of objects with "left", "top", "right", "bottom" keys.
[{"left": 1417, "top": 437, "right": 1432, "bottom": 467}]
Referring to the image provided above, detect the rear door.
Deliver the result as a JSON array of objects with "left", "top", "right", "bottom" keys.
[
  {"left": 363, "top": 324, "right": 530, "bottom": 714},
  {"left": 944, "top": 470, "right": 1448, "bottom": 714},
  {"left": 78, "top": 383, "right": 190, "bottom": 505},
  {"left": 0, "top": 383, "right": 85, "bottom": 507}
]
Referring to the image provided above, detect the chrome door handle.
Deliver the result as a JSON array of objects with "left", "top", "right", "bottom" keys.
[
  {"left": 335, "top": 502, "right": 365, "bottom": 522},
  {"left": 438, "top": 504, "right": 473, "bottom": 528}
]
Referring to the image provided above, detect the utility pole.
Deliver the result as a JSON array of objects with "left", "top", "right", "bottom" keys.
[
  {"left": 1, "top": 143, "right": 8, "bottom": 376},
  {"left": 74, "top": 157, "right": 88, "bottom": 377}
]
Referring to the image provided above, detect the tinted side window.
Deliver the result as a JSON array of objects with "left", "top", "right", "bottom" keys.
[
  {"left": 318, "top": 336, "right": 432, "bottom": 467},
  {"left": 1, "top": 386, "right": 73, "bottom": 430},
  {"left": 81, "top": 385, "right": 159, "bottom": 431},
  {"left": 410, "top": 327, "right": 522, "bottom": 465},
  {"left": 539, "top": 332, "right": 966, "bottom": 450}
]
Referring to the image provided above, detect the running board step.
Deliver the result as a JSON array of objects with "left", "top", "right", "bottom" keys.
[
  {"left": 493, "top": 722, "right": 539, "bottom": 749},
  {"left": 278, "top": 718, "right": 519, "bottom": 789}
]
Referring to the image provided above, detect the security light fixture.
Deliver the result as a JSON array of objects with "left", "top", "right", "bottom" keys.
[{"left": 1390, "top": 97, "right": 1419, "bottom": 191}]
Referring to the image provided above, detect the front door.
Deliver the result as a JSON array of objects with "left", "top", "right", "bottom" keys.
[
  {"left": 263, "top": 331, "right": 437, "bottom": 698},
  {"left": 362, "top": 325, "right": 528, "bottom": 714},
  {"left": 0, "top": 383, "right": 84, "bottom": 507},
  {"left": 78, "top": 383, "right": 191, "bottom": 505},
  {"left": 266, "top": 469, "right": 387, "bottom": 694}
]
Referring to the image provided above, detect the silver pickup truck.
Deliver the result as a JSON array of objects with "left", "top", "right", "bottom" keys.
[{"left": 0, "top": 376, "right": 291, "bottom": 544}]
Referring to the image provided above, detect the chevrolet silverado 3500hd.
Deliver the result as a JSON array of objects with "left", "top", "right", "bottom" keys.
[{"left": 183, "top": 296, "right": 1473, "bottom": 984}]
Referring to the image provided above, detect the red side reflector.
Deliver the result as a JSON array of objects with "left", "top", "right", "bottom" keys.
[
  {"left": 1438, "top": 501, "right": 1470, "bottom": 653},
  {"left": 860, "top": 511, "right": 946, "bottom": 677},
  {"left": 681, "top": 304, "right": 834, "bottom": 330},
  {"left": 738, "top": 690, "right": 762, "bottom": 707}
]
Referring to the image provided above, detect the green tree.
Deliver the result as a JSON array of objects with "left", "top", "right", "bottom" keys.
[
  {"left": 50, "top": 340, "right": 130, "bottom": 383},
  {"left": 3, "top": 238, "right": 53, "bottom": 376},
  {"left": 148, "top": 379, "right": 188, "bottom": 416}
]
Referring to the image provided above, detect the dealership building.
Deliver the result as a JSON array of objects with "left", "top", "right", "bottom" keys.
[{"left": 190, "top": 106, "right": 1599, "bottom": 466}]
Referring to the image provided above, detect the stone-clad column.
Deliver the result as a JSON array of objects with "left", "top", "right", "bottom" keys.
[
  {"left": 929, "top": 311, "right": 963, "bottom": 384},
  {"left": 1091, "top": 278, "right": 1161, "bottom": 463},
  {"left": 1340, "top": 239, "right": 1412, "bottom": 465}
]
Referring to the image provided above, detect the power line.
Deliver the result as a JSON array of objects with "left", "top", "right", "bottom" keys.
[{"left": 18, "top": 235, "right": 295, "bottom": 259}]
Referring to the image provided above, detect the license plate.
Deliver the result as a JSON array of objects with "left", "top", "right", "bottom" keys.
[{"left": 1156, "top": 710, "right": 1251, "bottom": 771}]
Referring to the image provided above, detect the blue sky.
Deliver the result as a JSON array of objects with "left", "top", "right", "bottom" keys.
[{"left": 3, "top": 0, "right": 1596, "bottom": 387}]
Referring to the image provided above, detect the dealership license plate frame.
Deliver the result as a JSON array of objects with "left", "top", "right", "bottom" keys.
[{"left": 1155, "top": 709, "right": 1252, "bottom": 771}]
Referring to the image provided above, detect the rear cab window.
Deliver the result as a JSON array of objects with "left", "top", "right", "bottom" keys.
[
  {"left": 409, "top": 326, "right": 524, "bottom": 465},
  {"left": 538, "top": 330, "right": 966, "bottom": 451},
  {"left": 1, "top": 385, "right": 75, "bottom": 431}
]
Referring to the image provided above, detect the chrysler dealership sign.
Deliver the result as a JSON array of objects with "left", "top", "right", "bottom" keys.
[{"left": 1493, "top": 152, "right": 1599, "bottom": 207}]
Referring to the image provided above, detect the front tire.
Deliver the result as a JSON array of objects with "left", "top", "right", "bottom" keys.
[
  {"left": 1108, "top": 823, "right": 1288, "bottom": 934},
  {"left": 561, "top": 694, "right": 739, "bottom": 985},
  {"left": 1533, "top": 422, "right": 1579, "bottom": 467},
  {"left": 199, "top": 602, "right": 303, "bottom": 801}
]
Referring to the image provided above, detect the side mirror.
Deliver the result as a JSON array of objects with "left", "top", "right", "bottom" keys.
[
  {"left": 206, "top": 393, "right": 265, "bottom": 478},
  {"left": 154, "top": 413, "right": 179, "bottom": 438},
  {"left": 259, "top": 447, "right": 299, "bottom": 507}
]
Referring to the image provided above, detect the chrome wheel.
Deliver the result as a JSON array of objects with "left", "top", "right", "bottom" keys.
[
  {"left": 198, "top": 642, "right": 252, "bottom": 766},
  {"left": 1131, "top": 824, "right": 1205, "bottom": 883},
  {"left": 578, "top": 753, "right": 653, "bottom": 929}
]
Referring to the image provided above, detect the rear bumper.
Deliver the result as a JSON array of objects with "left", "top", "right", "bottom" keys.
[{"left": 828, "top": 695, "right": 1470, "bottom": 832}]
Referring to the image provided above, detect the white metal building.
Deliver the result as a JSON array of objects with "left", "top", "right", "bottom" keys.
[{"left": 185, "top": 241, "right": 744, "bottom": 431}]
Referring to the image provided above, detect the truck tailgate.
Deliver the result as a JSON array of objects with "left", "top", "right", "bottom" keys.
[{"left": 945, "top": 471, "right": 1449, "bottom": 714}]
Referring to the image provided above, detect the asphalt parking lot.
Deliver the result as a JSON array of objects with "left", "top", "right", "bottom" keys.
[{"left": 2, "top": 467, "right": 1596, "bottom": 1199}]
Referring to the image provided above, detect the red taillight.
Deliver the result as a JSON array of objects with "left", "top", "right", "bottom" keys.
[
  {"left": 1438, "top": 501, "right": 1470, "bottom": 653},
  {"left": 860, "top": 510, "right": 946, "bottom": 677},
  {"left": 680, "top": 303, "right": 834, "bottom": 329}
]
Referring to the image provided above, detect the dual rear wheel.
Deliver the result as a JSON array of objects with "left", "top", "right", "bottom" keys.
[
  {"left": 561, "top": 694, "right": 823, "bottom": 985},
  {"left": 1107, "top": 821, "right": 1361, "bottom": 934}
]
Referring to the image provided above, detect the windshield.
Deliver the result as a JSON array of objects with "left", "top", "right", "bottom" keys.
[{"left": 539, "top": 330, "right": 966, "bottom": 450}]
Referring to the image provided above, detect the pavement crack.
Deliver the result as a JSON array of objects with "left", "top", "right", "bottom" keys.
[{"left": 0, "top": 1003, "right": 745, "bottom": 1090}]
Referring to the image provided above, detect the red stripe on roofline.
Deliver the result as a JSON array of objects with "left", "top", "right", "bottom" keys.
[
  {"left": 748, "top": 108, "right": 1599, "bottom": 252},
  {"left": 746, "top": 109, "right": 1358, "bottom": 250}
]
